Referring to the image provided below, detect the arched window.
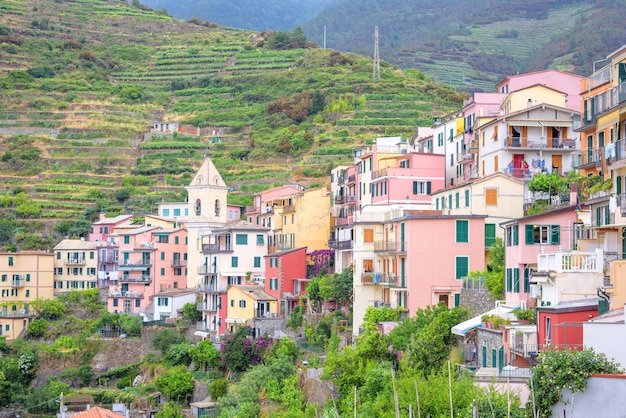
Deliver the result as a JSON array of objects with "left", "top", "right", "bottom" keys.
[
  {"left": 215, "top": 199, "right": 221, "bottom": 216},
  {"left": 195, "top": 199, "right": 201, "bottom": 216}
]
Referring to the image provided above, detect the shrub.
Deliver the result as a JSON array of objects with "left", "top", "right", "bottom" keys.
[
  {"left": 209, "top": 378, "right": 229, "bottom": 400},
  {"left": 26, "top": 319, "right": 48, "bottom": 339}
]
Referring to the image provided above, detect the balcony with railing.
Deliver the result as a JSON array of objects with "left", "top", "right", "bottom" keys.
[
  {"left": 573, "top": 148, "right": 601, "bottom": 168},
  {"left": 0, "top": 309, "right": 29, "bottom": 318},
  {"left": 361, "top": 272, "right": 398, "bottom": 285},
  {"left": 537, "top": 249, "right": 603, "bottom": 273},
  {"left": 373, "top": 241, "right": 406, "bottom": 254},
  {"left": 132, "top": 242, "right": 156, "bottom": 251},
  {"left": 118, "top": 274, "right": 152, "bottom": 283},
  {"left": 197, "top": 265, "right": 218, "bottom": 276},
  {"left": 371, "top": 166, "right": 425, "bottom": 180},
  {"left": 506, "top": 136, "right": 576, "bottom": 150},
  {"left": 202, "top": 243, "right": 233, "bottom": 254},
  {"left": 171, "top": 259, "right": 187, "bottom": 267},
  {"left": 118, "top": 260, "right": 151, "bottom": 271},
  {"left": 65, "top": 257, "right": 86, "bottom": 265},
  {"left": 108, "top": 290, "right": 144, "bottom": 298},
  {"left": 11, "top": 278, "right": 24, "bottom": 288},
  {"left": 347, "top": 174, "right": 356, "bottom": 184},
  {"left": 197, "top": 302, "right": 221, "bottom": 312},
  {"left": 197, "top": 282, "right": 227, "bottom": 293},
  {"left": 99, "top": 254, "right": 118, "bottom": 264},
  {"left": 334, "top": 195, "right": 345, "bottom": 204},
  {"left": 282, "top": 205, "right": 295, "bottom": 213}
]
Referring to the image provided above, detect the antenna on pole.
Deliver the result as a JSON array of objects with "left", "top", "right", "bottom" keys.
[
  {"left": 323, "top": 25, "right": 327, "bottom": 50},
  {"left": 373, "top": 26, "right": 380, "bottom": 81}
]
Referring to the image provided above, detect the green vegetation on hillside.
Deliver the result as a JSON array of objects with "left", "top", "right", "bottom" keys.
[{"left": 0, "top": 0, "right": 462, "bottom": 249}]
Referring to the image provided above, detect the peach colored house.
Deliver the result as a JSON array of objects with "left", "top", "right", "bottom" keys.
[
  {"left": 0, "top": 251, "right": 54, "bottom": 341},
  {"left": 352, "top": 206, "right": 486, "bottom": 334}
]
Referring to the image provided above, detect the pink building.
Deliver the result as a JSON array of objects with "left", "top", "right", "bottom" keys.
[
  {"left": 107, "top": 226, "right": 188, "bottom": 319},
  {"left": 495, "top": 69, "right": 583, "bottom": 111},
  {"left": 264, "top": 247, "right": 308, "bottom": 317},
  {"left": 501, "top": 204, "right": 579, "bottom": 307},
  {"left": 352, "top": 209, "right": 487, "bottom": 333},
  {"left": 403, "top": 212, "right": 487, "bottom": 312},
  {"left": 90, "top": 213, "right": 133, "bottom": 242},
  {"left": 370, "top": 152, "right": 445, "bottom": 206}
]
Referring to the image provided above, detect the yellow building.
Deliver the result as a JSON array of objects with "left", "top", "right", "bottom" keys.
[
  {"left": 277, "top": 187, "right": 331, "bottom": 252},
  {"left": 53, "top": 239, "right": 99, "bottom": 292},
  {"left": 226, "top": 285, "right": 277, "bottom": 336},
  {"left": 0, "top": 251, "right": 54, "bottom": 341}
]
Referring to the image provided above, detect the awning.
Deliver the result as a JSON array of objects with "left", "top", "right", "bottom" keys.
[
  {"left": 451, "top": 305, "right": 516, "bottom": 336},
  {"left": 225, "top": 317, "right": 247, "bottom": 324}
]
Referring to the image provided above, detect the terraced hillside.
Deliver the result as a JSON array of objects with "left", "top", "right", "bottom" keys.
[{"left": 0, "top": 0, "right": 462, "bottom": 249}]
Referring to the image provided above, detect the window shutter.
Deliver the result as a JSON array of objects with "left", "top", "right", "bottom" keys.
[
  {"left": 551, "top": 225, "right": 560, "bottom": 245},
  {"left": 524, "top": 268, "right": 530, "bottom": 293},
  {"left": 455, "top": 257, "right": 468, "bottom": 279},
  {"left": 454, "top": 294, "right": 460, "bottom": 307},
  {"left": 525, "top": 225, "right": 534, "bottom": 244},
  {"left": 413, "top": 181, "right": 418, "bottom": 194},
  {"left": 513, "top": 225, "right": 519, "bottom": 245},
  {"left": 506, "top": 268, "right": 512, "bottom": 292},
  {"left": 426, "top": 182, "right": 431, "bottom": 195},
  {"left": 514, "top": 268, "right": 520, "bottom": 293}
]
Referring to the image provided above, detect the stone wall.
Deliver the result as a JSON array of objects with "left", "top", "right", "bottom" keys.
[
  {"left": 476, "top": 328, "right": 504, "bottom": 368},
  {"left": 460, "top": 287, "right": 496, "bottom": 317}
]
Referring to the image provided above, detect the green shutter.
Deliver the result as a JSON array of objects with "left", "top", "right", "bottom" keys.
[
  {"left": 524, "top": 268, "right": 530, "bottom": 293},
  {"left": 485, "top": 224, "right": 496, "bottom": 247},
  {"left": 454, "top": 293, "right": 460, "bottom": 307},
  {"left": 513, "top": 225, "right": 519, "bottom": 245},
  {"left": 426, "top": 182, "right": 432, "bottom": 195},
  {"left": 254, "top": 257, "right": 261, "bottom": 268},
  {"left": 618, "top": 176, "right": 622, "bottom": 195},
  {"left": 465, "top": 190, "right": 469, "bottom": 206},
  {"left": 506, "top": 268, "right": 512, "bottom": 292},
  {"left": 236, "top": 234, "right": 248, "bottom": 245},
  {"left": 525, "top": 225, "right": 534, "bottom": 244},
  {"left": 456, "top": 220, "right": 469, "bottom": 243},
  {"left": 456, "top": 256, "right": 468, "bottom": 279},
  {"left": 514, "top": 268, "right": 520, "bottom": 293},
  {"left": 551, "top": 225, "right": 560, "bottom": 245}
]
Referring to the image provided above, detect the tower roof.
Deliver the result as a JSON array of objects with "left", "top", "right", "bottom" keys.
[{"left": 188, "top": 157, "right": 227, "bottom": 189}]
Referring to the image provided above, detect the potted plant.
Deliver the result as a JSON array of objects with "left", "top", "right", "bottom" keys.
[{"left": 514, "top": 308, "right": 536, "bottom": 325}]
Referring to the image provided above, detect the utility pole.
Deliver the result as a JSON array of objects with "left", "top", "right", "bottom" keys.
[{"left": 373, "top": 26, "right": 380, "bottom": 81}]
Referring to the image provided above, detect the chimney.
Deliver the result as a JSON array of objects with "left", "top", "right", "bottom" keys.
[{"left": 99, "top": 212, "right": 106, "bottom": 221}]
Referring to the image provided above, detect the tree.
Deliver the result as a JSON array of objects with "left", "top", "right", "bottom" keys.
[
  {"left": 156, "top": 402, "right": 183, "bottom": 418},
  {"left": 30, "top": 298, "right": 66, "bottom": 320},
  {"left": 189, "top": 339, "right": 222, "bottom": 371},
  {"left": 164, "top": 342, "right": 193, "bottom": 366},
  {"left": 181, "top": 302, "right": 201, "bottom": 324},
  {"left": 528, "top": 348, "right": 623, "bottom": 417},
  {"left": 151, "top": 328, "right": 185, "bottom": 354},
  {"left": 155, "top": 366, "right": 194, "bottom": 403},
  {"left": 528, "top": 171, "right": 568, "bottom": 196}
]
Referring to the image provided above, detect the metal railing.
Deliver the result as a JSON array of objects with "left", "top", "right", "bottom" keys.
[
  {"left": 537, "top": 249, "right": 603, "bottom": 273},
  {"left": 362, "top": 272, "right": 397, "bottom": 285},
  {"left": 108, "top": 290, "right": 144, "bottom": 298}
]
